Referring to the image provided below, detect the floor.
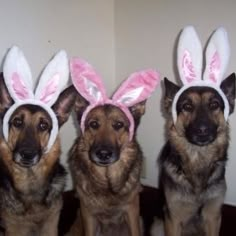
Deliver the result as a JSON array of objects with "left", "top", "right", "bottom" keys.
[{"left": 59, "top": 186, "right": 236, "bottom": 236}]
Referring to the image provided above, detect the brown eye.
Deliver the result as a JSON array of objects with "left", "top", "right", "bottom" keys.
[
  {"left": 182, "top": 103, "right": 194, "bottom": 112},
  {"left": 12, "top": 117, "right": 23, "bottom": 128},
  {"left": 38, "top": 121, "right": 49, "bottom": 131},
  {"left": 209, "top": 101, "right": 219, "bottom": 110},
  {"left": 113, "top": 121, "right": 124, "bottom": 131},
  {"left": 89, "top": 121, "right": 99, "bottom": 130}
]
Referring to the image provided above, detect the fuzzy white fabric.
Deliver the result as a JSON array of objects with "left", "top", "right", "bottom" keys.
[
  {"left": 172, "top": 26, "right": 230, "bottom": 123},
  {"left": 2, "top": 46, "right": 69, "bottom": 152}
]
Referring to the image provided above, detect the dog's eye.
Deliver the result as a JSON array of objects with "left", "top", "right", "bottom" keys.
[
  {"left": 209, "top": 101, "right": 219, "bottom": 110},
  {"left": 89, "top": 121, "right": 99, "bottom": 130},
  {"left": 182, "top": 103, "right": 194, "bottom": 112},
  {"left": 38, "top": 121, "right": 49, "bottom": 131},
  {"left": 12, "top": 117, "right": 23, "bottom": 128},
  {"left": 113, "top": 121, "right": 124, "bottom": 131}
]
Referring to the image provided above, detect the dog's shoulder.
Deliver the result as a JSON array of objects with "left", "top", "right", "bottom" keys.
[
  {"left": 0, "top": 158, "right": 13, "bottom": 192},
  {"left": 159, "top": 141, "right": 183, "bottom": 171}
]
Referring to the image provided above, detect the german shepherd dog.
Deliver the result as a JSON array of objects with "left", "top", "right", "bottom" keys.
[
  {"left": 0, "top": 73, "right": 77, "bottom": 236},
  {"left": 69, "top": 101, "right": 145, "bottom": 236},
  {"left": 68, "top": 58, "right": 159, "bottom": 236},
  {"left": 160, "top": 73, "right": 235, "bottom": 236}
]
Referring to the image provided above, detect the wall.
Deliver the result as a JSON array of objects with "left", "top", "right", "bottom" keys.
[
  {"left": 115, "top": 0, "right": 236, "bottom": 205},
  {"left": 0, "top": 0, "right": 115, "bottom": 189}
]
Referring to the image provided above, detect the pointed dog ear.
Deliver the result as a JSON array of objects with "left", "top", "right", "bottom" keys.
[
  {"left": 0, "top": 73, "right": 14, "bottom": 118},
  {"left": 220, "top": 73, "right": 236, "bottom": 114},
  {"left": 74, "top": 92, "right": 89, "bottom": 123},
  {"left": 52, "top": 85, "right": 77, "bottom": 127},
  {"left": 129, "top": 100, "right": 146, "bottom": 128},
  {"left": 164, "top": 77, "right": 180, "bottom": 112}
]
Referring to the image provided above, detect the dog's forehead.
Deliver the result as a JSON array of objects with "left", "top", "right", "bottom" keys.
[
  {"left": 86, "top": 104, "right": 128, "bottom": 121},
  {"left": 11, "top": 104, "right": 52, "bottom": 121},
  {"left": 178, "top": 86, "right": 224, "bottom": 103}
]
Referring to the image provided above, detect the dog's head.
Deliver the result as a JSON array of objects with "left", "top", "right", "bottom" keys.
[
  {"left": 75, "top": 95, "right": 146, "bottom": 166},
  {"left": 164, "top": 73, "right": 235, "bottom": 146},
  {"left": 0, "top": 75, "right": 77, "bottom": 167},
  {"left": 70, "top": 58, "right": 159, "bottom": 166},
  {"left": 164, "top": 26, "right": 236, "bottom": 146}
]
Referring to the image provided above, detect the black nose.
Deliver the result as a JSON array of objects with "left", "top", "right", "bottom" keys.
[
  {"left": 19, "top": 149, "right": 38, "bottom": 160},
  {"left": 196, "top": 125, "right": 209, "bottom": 136},
  {"left": 95, "top": 148, "right": 113, "bottom": 161},
  {"left": 90, "top": 146, "right": 119, "bottom": 166}
]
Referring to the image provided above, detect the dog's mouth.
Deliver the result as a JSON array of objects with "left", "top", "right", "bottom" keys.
[
  {"left": 13, "top": 150, "right": 41, "bottom": 168},
  {"left": 187, "top": 134, "right": 216, "bottom": 146},
  {"left": 89, "top": 146, "right": 120, "bottom": 167}
]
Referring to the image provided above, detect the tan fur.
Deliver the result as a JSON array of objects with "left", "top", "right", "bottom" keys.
[
  {"left": 68, "top": 104, "right": 143, "bottom": 236},
  {"left": 161, "top": 85, "right": 232, "bottom": 236},
  {"left": 0, "top": 107, "right": 64, "bottom": 236}
]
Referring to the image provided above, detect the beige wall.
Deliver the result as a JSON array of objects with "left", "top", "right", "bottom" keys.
[
  {"left": 115, "top": 0, "right": 236, "bottom": 205},
  {"left": 0, "top": 0, "right": 235, "bottom": 205}
]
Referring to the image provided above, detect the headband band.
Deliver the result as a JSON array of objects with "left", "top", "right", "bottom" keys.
[
  {"left": 2, "top": 46, "right": 69, "bottom": 152},
  {"left": 172, "top": 26, "right": 230, "bottom": 123},
  {"left": 70, "top": 58, "right": 160, "bottom": 140}
]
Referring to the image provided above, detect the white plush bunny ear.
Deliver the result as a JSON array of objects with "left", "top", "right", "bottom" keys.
[
  {"left": 35, "top": 50, "right": 69, "bottom": 106},
  {"left": 177, "top": 26, "right": 203, "bottom": 84},
  {"left": 70, "top": 58, "right": 108, "bottom": 104},
  {"left": 112, "top": 69, "right": 160, "bottom": 107},
  {"left": 3, "top": 46, "right": 34, "bottom": 101},
  {"left": 203, "top": 27, "right": 230, "bottom": 85}
]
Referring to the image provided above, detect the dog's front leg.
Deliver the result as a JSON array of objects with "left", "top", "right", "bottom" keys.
[
  {"left": 80, "top": 203, "right": 97, "bottom": 236},
  {"left": 164, "top": 214, "right": 181, "bottom": 236},
  {"left": 201, "top": 196, "right": 224, "bottom": 236},
  {"left": 126, "top": 193, "right": 141, "bottom": 236},
  {"left": 40, "top": 200, "right": 62, "bottom": 236}
]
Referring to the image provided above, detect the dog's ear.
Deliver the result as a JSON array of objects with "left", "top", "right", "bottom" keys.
[
  {"left": 0, "top": 73, "right": 14, "bottom": 118},
  {"left": 164, "top": 77, "right": 180, "bottom": 111},
  {"left": 129, "top": 100, "right": 146, "bottom": 128},
  {"left": 52, "top": 85, "right": 77, "bottom": 127},
  {"left": 220, "top": 73, "right": 236, "bottom": 114},
  {"left": 74, "top": 93, "right": 89, "bottom": 123}
]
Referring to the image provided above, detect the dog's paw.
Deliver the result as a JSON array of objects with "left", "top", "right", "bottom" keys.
[{"left": 150, "top": 217, "right": 164, "bottom": 236}]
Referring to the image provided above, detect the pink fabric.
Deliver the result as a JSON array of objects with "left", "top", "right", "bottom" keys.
[
  {"left": 112, "top": 70, "right": 159, "bottom": 107},
  {"left": 12, "top": 72, "right": 30, "bottom": 100},
  {"left": 39, "top": 73, "right": 60, "bottom": 104},
  {"left": 80, "top": 99, "right": 135, "bottom": 140},
  {"left": 182, "top": 50, "right": 196, "bottom": 83},
  {"left": 70, "top": 58, "right": 107, "bottom": 104},
  {"left": 70, "top": 58, "right": 160, "bottom": 140},
  {"left": 209, "top": 51, "right": 220, "bottom": 83}
]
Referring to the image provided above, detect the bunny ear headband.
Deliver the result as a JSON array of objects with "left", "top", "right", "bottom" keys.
[
  {"left": 70, "top": 58, "right": 160, "bottom": 140},
  {"left": 172, "top": 26, "right": 230, "bottom": 123},
  {"left": 2, "top": 46, "right": 69, "bottom": 152}
]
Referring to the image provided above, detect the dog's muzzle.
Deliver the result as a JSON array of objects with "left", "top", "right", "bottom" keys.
[
  {"left": 90, "top": 146, "right": 119, "bottom": 167},
  {"left": 186, "top": 123, "right": 217, "bottom": 146},
  {"left": 13, "top": 148, "right": 41, "bottom": 168}
]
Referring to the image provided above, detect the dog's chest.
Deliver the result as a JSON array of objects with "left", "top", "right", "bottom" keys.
[{"left": 162, "top": 142, "right": 226, "bottom": 195}]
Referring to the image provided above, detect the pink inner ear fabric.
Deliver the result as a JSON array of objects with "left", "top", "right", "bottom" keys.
[
  {"left": 70, "top": 58, "right": 107, "bottom": 104},
  {"left": 112, "top": 69, "right": 159, "bottom": 107},
  {"left": 209, "top": 51, "right": 220, "bottom": 83},
  {"left": 39, "top": 73, "right": 60, "bottom": 104},
  {"left": 182, "top": 50, "right": 197, "bottom": 83},
  {"left": 12, "top": 72, "right": 30, "bottom": 100}
]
